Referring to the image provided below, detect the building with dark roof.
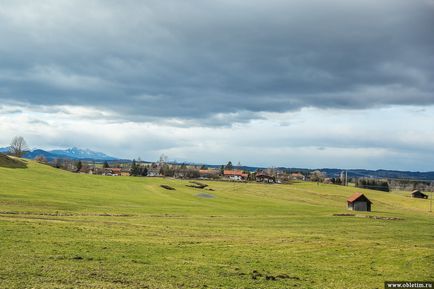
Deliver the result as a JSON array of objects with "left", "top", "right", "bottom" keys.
[{"left": 411, "top": 190, "right": 428, "bottom": 199}]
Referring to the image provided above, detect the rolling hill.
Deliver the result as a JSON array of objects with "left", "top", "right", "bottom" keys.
[
  {"left": 0, "top": 160, "right": 432, "bottom": 288},
  {"left": 0, "top": 153, "right": 27, "bottom": 168}
]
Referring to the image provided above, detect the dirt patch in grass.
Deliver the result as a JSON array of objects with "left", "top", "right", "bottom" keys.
[
  {"left": 196, "top": 193, "right": 215, "bottom": 199},
  {"left": 186, "top": 181, "right": 209, "bottom": 189},
  {"left": 160, "top": 185, "right": 176, "bottom": 190},
  {"left": 333, "top": 213, "right": 403, "bottom": 220},
  {"left": 248, "top": 270, "right": 301, "bottom": 282}
]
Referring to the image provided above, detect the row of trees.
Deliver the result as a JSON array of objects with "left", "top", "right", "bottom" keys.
[{"left": 355, "top": 178, "right": 390, "bottom": 192}]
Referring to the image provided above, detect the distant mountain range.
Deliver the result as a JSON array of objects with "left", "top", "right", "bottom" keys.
[
  {"left": 0, "top": 146, "right": 120, "bottom": 161},
  {"left": 0, "top": 146, "right": 11, "bottom": 153},
  {"left": 49, "top": 147, "right": 118, "bottom": 160}
]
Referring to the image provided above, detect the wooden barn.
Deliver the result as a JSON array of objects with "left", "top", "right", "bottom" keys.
[
  {"left": 347, "top": 192, "right": 372, "bottom": 212},
  {"left": 411, "top": 190, "right": 428, "bottom": 199}
]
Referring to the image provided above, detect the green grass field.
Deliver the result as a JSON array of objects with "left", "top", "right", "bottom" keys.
[{"left": 0, "top": 159, "right": 433, "bottom": 288}]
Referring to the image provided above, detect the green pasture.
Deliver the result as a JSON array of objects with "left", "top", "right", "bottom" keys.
[{"left": 0, "top": 159, "right": 432, "bottom": 288}]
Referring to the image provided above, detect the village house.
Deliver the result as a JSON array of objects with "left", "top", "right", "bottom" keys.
[
  {"left": 411, "top": 190, "right": 428, "bottom": 199},
  {"left": 223, "top": 170, "right": 248, "bottom": 181},
  {"left": 103, "top": 168, "right": 122, "bottom": 176},
  {"left": 78, "top": 166, "right": 91, "bottom": 174},
  {"left": 255, "top": 173, "right": 275, "bottom": 183},
  {"left": 121, "top": 167, "right": 130, "bottom": 176},
  {"left": 147, "top": 167, "right": 161, "bottom": 177},
  {"left": 290, "top": 172, "right": 306, "bottom": 181},
  {"left": 347, "top": 192, "right": 372, "bottom": 212},
  {"left": 198, "top": 169, "right": 220, "bottom": 179}
]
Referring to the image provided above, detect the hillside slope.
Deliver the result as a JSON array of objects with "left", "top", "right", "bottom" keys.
[
  {"left": 0, "top": 153, "right": 27, "bottom": 168},
  {"left": 0, "top": 161, "right": 432, "bottom": 288}
]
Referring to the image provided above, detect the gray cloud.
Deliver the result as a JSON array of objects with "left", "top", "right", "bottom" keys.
[{"left": 0, "top": 0, "right": 433, "bottom": 125}]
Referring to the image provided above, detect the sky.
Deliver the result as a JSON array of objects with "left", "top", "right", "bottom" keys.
[{"left": 0, "top": 0, "right": 433, "bottom": 171}]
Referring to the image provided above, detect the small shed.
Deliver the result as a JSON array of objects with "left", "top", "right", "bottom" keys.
[
  {"left": 347, "top": 192, "right": 372, "bottom": 212},
  {"left": 411, "top": 190, "right": 428, "bottom": 199}
]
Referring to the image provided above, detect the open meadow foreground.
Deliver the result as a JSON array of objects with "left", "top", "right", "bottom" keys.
[{"left": 0, "top": 159, "right": 432, "bottom": 289}]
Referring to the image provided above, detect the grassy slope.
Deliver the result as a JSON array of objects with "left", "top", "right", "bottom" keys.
[
  {"left": 0, "top": 154, "right": 27, "bottom": 169},
  {"left": 0, "top": 161, "right": 432, "bottom": 289}
]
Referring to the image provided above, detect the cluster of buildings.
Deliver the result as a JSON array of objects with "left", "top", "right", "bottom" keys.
[
  {"left": 77, "top": 162, "right": 308, "bottom": 183},
  {"left": 198, "top": 168, "right": 306, "bottom": 183},
  {"left": 80, "top": 167, "right": 128, "bottom": 176}
]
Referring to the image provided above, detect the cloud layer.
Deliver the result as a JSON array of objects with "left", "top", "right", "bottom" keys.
[
  {"left": 1, "top": 104, "right": 434, "bottom": 170},
  {"left": 1, "top": 1, "right": 433, "bottom": 170},
  {"left": 0, "top": 0, "right": 433, "bottom": 124}
]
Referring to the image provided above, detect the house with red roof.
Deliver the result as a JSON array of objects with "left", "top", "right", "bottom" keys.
[
  {"left": 223, "top": 170, "right": 248, "bottom": 181},
  {"left": 347, "top": 192, "right": 372, "bottom": 211}
]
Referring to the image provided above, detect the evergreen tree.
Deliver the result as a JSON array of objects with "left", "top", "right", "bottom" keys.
[
  {"left": 76, "top": 160, "right": 82, "bottom": 172},
  {"left": 103, "top": 161, "right": 110, "bottom": 168},
  {"left": 140, "top": 166, "right": 148, "bottom": 176},
  {"left": 130, "top": 159, "right": 137, "bottom": 176},
  {"left": 225, "top": 161, "right": 233, "bottom": 170}
]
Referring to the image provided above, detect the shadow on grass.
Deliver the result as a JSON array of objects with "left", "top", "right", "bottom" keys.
[{"left": 0, "top": 154, "right": 28, "bottom": 169}]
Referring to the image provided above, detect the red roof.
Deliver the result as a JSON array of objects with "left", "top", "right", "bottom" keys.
[
  {"left": 224, "top": 170, "right": 248, "bottom": 178},
  {"left": 347, "top": 192, "right": 371, "bottom": 203},
  {"left": 199, "top": 169, "right": 219, "bottom": 174}
]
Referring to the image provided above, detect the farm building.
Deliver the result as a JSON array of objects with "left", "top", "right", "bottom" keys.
[
  {"left": 223, "top": 170, "right": 248, "bottom": 181},
  {"left": 347, "top": 192, "right": 372, "bottom": 212},
  {"left": 147, "top": 168, "right": 161, "bottom": 177},
  {"left": 411, "top": 190, "right": 428, "bottom": 199},
  {"left": 290, "top": 172, "right": 306, "bottom": 181},
  {"left": 103, "top": 168, "right": 122, "bottom": 176},
  {"left": 199, "top": 169, "right": 220, "bottom": 179},
  {"left": 255, "top": 173, "right": 275, "bottom": 183},
  {"left": 121, "top": 168, "right": 130, "bottom": 176}
]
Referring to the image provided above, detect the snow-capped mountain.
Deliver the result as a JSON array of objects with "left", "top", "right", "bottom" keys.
[
  {"left": 48, "top": 147, "right": 118, "bottom": 160},
  {"left": 23, "top": 149, "right": 58, "bottom": 160}
]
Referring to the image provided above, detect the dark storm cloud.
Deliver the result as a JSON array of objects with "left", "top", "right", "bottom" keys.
[{"left": 0, "top": 0, "right": 433, "bottom": 124}]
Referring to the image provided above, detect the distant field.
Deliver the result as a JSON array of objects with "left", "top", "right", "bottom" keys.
[{"left": 0, "top": 160, "right": 433, "bottom": 288}]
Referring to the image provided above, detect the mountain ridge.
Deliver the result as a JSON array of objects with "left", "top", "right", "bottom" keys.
[{"left": 0, "top": 147, "right": 120, "bottom": 161}]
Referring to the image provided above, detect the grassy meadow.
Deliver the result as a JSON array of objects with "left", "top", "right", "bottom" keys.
[{"left": 0, "top": 159, "right": 433, "bottom": 288}]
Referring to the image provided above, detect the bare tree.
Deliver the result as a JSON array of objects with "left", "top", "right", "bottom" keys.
[
  {"left": 309, "top": 170, "right": 326, "bottom": 183},
  {"left": 9, "top": 136, "right": 29, "bottom": 157},
  {"left": 159, "top": 153, "right": 168, "bottom": 165},
  {"left": 35, "top": 155, "right": 47, "bottom": 163}
]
